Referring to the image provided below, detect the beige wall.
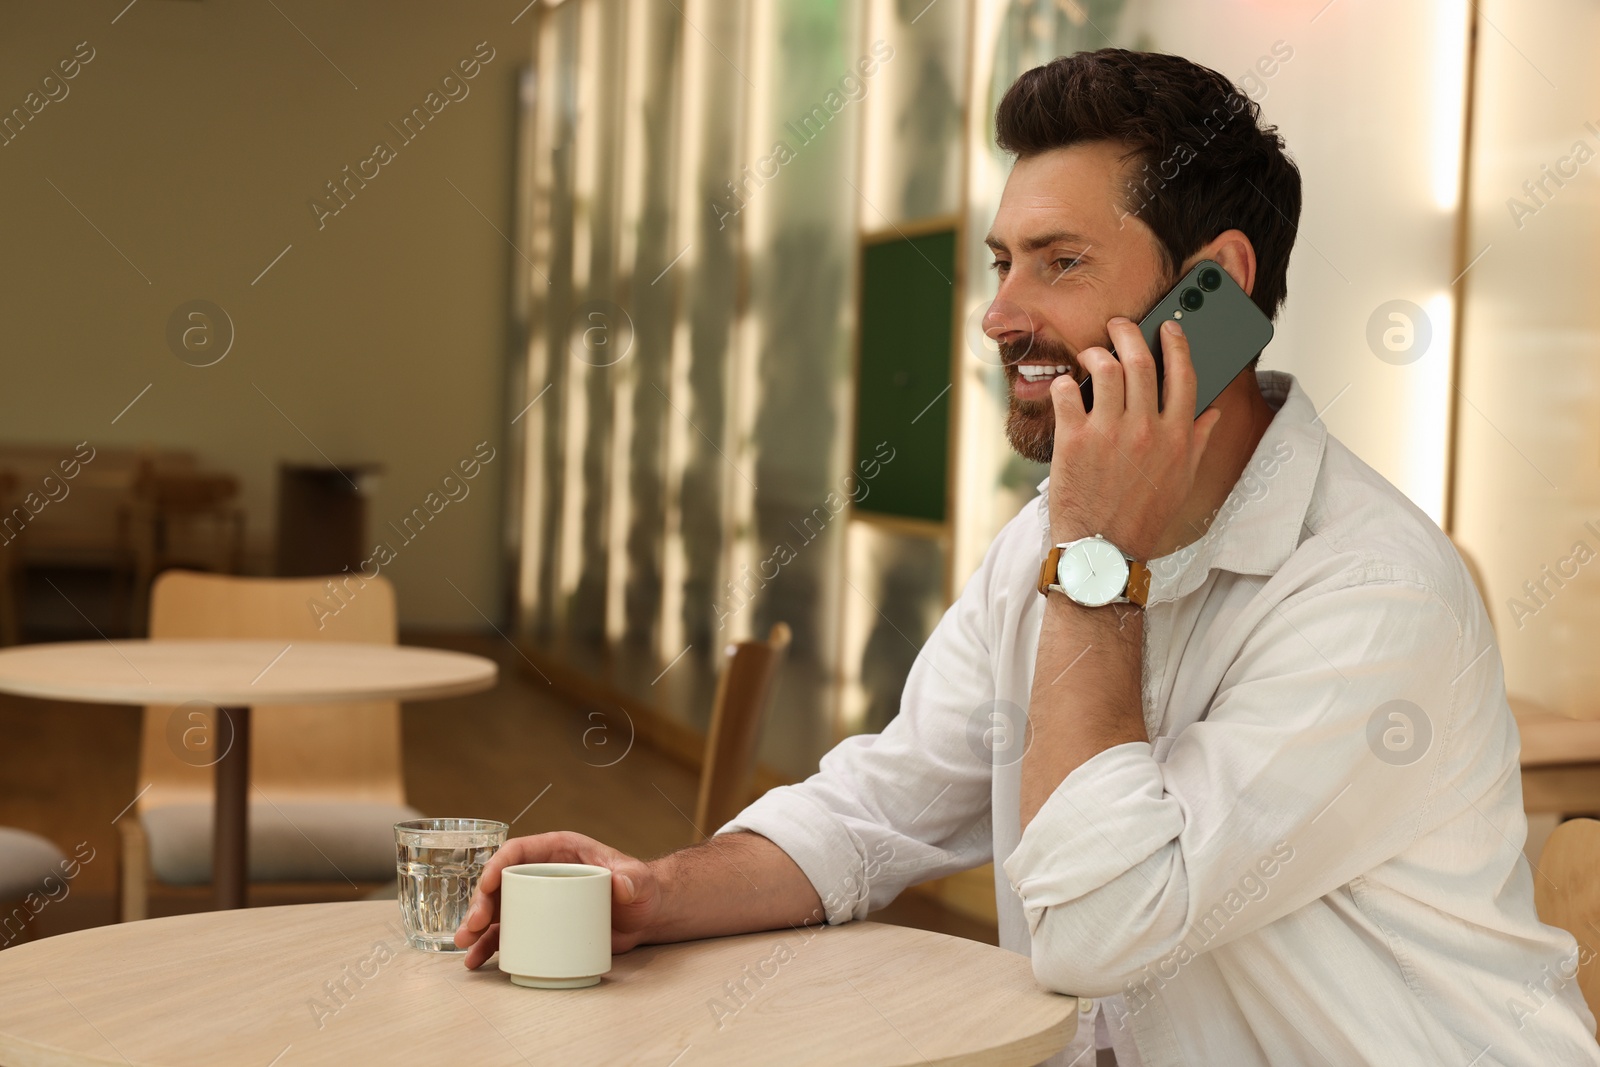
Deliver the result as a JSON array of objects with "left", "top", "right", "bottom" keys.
[
  {"left": 1114, "top": 0, "right": 1466, "bottom": 524},
  {"left": 1455, "top": 0, "right": 1600, "bottom": 716},
  {"left": 0, "top": 1, "right": 532, "bottom": 627}
]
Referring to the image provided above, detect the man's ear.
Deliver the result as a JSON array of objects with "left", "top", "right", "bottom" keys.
[{"left": 1185, "top": 229, "right": 1256, "bottom": 296}]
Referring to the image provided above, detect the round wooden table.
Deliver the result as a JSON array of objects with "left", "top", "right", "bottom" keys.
[
  {"left": 0, "top": 901, "right": 1077, "bottom": 1066},
  {"left": 0, "top": 640, "right": 497, "bottom": 910}
]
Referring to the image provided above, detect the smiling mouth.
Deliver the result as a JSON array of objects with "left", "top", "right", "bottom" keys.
[{"left": 1013, "top": 362, "right": 1073, "bottom": 383}]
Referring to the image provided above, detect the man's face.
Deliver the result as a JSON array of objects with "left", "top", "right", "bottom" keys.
[{"left": 984, "top": 142, "right": 1175, "bottom": 464}]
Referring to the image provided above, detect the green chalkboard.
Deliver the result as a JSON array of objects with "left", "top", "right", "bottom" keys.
[{"left": 854, "top": 229, "right": 955, "bottom": 522}]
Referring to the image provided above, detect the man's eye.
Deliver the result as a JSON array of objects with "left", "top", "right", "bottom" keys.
[
  {"left": 1054, "top": 255, "right": 1083, "bottom": 274},
  {"left": 989, "top": 260, "right": 1010, "bottom": 275}
]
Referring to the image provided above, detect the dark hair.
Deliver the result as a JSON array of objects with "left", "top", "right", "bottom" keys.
[{"left": 995, "top": 48, "right": 1301, "bottom": 321}]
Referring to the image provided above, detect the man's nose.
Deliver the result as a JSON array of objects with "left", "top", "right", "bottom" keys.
[{"left": 984, "top": 296, "right": 1035, "bottom": 349}]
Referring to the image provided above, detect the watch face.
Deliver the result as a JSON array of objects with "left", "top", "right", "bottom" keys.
[{"left": 1057, "top": 538, "right": 1128, "bottom": 606}]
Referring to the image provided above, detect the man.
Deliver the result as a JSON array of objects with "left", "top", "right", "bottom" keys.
[{"left": 458, "top": 50, "right": 1600, "bottom": 1065}]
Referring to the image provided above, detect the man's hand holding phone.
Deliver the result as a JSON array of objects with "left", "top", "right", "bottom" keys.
[{"left": 1046, "top": 317, "right": 1223, "bottom": 560}]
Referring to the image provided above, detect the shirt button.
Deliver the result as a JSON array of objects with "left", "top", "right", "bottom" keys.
[{"left": 1079, "top": 998, "right": 1094, "bottom": 1013}]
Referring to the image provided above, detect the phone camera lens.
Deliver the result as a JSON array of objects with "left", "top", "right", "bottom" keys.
[
  {"left": 1197, "top": 266, "right": 1223, "bottom": 292},
  {"left": 1180, "top": 287, "right": 1204, "bottom": 312}
]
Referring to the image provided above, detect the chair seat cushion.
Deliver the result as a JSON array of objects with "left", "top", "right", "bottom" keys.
[
  {"left": 0, "top": 827, "right": 67, "bottom": 899},
  {"left": 141, "top": 801, "right": 422, "bottom": 885}
]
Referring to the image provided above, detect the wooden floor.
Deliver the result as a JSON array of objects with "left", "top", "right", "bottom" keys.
[{"left": 0, "top": 631, "right": 998, "bottom": 949}]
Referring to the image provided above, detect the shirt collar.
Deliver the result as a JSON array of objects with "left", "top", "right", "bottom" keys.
[{"left": 1034, "top": 370, "right": 1328, "bottom": 603}]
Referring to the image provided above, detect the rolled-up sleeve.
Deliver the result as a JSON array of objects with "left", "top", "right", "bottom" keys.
[
  {"left": 715, "top": 523, "right": 1023, "bottom": 926},
  {"left": 1004, "top": 572, "right": 1483, "bottom": 995}
]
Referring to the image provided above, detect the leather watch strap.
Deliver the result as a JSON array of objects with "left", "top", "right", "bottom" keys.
[
  {"left": 1126, "top": 560, "right": 1151, "bottom": 607},
  {"left": 1037, "top": 545, "right": 1063, "bottom": 596}
]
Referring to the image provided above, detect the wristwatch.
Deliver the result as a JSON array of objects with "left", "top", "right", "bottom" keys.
[{"left": 1037, "top": 535, "right": 1151, "bottom": 608}]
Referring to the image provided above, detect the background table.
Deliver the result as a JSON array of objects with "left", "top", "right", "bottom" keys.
[
  {"left": 0, "top": 640, "right": 497, "bottom": 909},
  {"left": 0, "top": 901, "right": 1076, "bottom": 1066}
]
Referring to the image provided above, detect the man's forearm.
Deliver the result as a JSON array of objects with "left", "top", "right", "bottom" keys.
[
  {"left": 643, "top": 831, "right": 825, "bottom": 944},
  {"left": 1020, "top": 595, "right": 1147, "bottom": 829}
]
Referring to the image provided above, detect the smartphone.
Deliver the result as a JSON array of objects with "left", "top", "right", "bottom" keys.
[{"left": 1083, "top": 259, "right": 1274, "bottom": 418}]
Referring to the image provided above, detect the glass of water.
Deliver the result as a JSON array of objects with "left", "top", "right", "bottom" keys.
[{"left": 394, "top": 818, "right": 508, "bottom": 952}]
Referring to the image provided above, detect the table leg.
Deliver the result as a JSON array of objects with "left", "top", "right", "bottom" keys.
[{"left": 214, "top": 705, "right": 251, "bottom": 910}]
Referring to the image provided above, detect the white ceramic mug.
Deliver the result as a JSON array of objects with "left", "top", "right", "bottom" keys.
[{"left": 497, "top": 862, "right": 613, "bottom": 988}]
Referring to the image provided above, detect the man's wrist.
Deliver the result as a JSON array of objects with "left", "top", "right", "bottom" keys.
[
  {"left": 640, "top": 853, "right": 676, "bottom": 944},
  {"left": 1042, "top": 586, "right": 1144, "bottom": 632}
]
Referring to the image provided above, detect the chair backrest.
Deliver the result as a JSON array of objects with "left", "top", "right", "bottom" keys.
[
  {"left": 135, "top": 464, "right": 239, "bottom": 511},
  {"left": 0, "top": 446, "right": 191, "bottom": 564},
  {"left": 693, "top": 622, "right": 791, "bottom": 841},
  {"left": 135, "top": 467, "right": 245, "bottom": 575},
  {"left": 138, "top": 570, "right": 405, "bottom": 812},
  {"left": 1534, "top": 817, "right": 1600, "bottom": 1035}
]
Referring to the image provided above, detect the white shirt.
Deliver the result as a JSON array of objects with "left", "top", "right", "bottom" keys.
[{"left": 718, "top": 371, "right": 1600, "bottom": 1066}]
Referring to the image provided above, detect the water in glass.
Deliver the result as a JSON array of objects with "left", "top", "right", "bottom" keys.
[{"left": 394, "top": 818, "right": 508, "bottom": 952}]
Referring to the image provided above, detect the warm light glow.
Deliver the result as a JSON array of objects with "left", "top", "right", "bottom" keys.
[
  {"left": 722, "top": 0, "right": 768, "bottom": 644},
  {"left": 660, "top": 320, "right": 692, "bottom": 660},
  {"left": 617, "top": 0, "right": 649, "bottom": 286},
  {"left": 606, "top": 0, "right": 651, "bottom": 644},
  {"left": 837, "top": 521, "right": 873, "bottom": 737},
  {"left": 860, "top": 0, "right": 895, "bottom": 217},
  {"left": 1411, "top": 290, "right": 1455, "bottom": 524},
  {"left": 606, "top": 372, "right": 635, "bottom": 643},
  {"left": 557, "top": 0, "right": 603, "bottom": 605},
  {"left": 951, "top": 0, "right": 1014, "bottom": 592},
  {"left": 517, "top": 12, "right": 564, "bottom": 628},
  {"left": 1431, "top": 0, "right": 1470, "bottom": 211},
  {"left": 659, "top": 0, "right": 710, "bottom": 662}
]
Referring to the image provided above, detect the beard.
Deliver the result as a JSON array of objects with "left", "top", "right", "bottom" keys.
[
  {"left": 1001, "top": 270, "right": 1176, "bottom": 464},
  {"left": 1000, "top": 335, "right": 1084, "bottom": 465}
]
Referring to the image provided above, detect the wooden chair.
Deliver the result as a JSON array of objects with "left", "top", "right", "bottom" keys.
[
  {"left": 0, "top": 827, "right": 66, "bottom": 947},
  {"left": 0, "top": 448, "right": 154, "bottom": 641},
  {"left": 1450, "top": 536, "right": 1600, "bottom": 825},
  {"left": 1533, "top": 817, "right": 1600, "bottom": 1035},
  {"left": 0, "top": 446, "right": 208, "bottom": 638},
  {"left": 0, "top": 471, "right": 17, "bottom": 647},
  {"left": 693, "top": 622, "right": 791, "bottom": 841},
  {"left": 127, "top": 465, "right": 246, "bottom": 636},
  {"left": 118, "top": 570, "right": 421, "bottom": 921}
]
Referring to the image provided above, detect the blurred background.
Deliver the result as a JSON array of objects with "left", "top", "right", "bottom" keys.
[{"left": 1, "top": 0, "right": 1596, "bottom": 942}]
